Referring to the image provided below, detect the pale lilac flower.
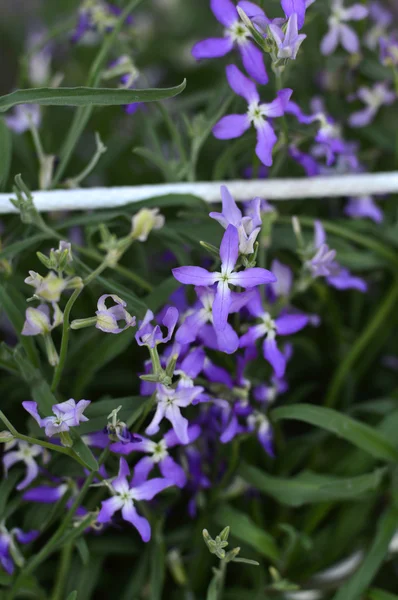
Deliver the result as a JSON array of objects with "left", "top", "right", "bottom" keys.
[
  {"left": 111, "top": 426, "right": 201, "bottom": 488},
  {"left": 213, "top": 65, "right": 292, "bottom": 167},
  {"left": 5, "top": 105, "right": 41, "bottom": 134},
  {"left": 23, "top": 483, "right": 69, "bottom": 504},
  {"left": 0, "top": 524, "right": 38, "bottom": 574},
  {"left": 365, "top": 2, "right": 392, "bottom": 49},
  {"left": 135, "top": 307, "right": 178, "bottom": 348},
  {"left": 145, "top": 384, "right": 204, "bottom": 444},
  {"left": 21, "top": 303, "right": 63, "bottom": 337},
  {"left": 380, "top": 35, "right": 398, "bottom": 67},
  {"left": 240, "top": 289, "right": 308, "bottom": 377},
  {"left": 173, "top": 225, "right": 276, "bottom": 332},
  {"left": 268, "top": 13, "right": 306, "bottom": 59},
  {"left": 24, "top": 271, "right": 67, "bottom": 303},
  {"left": 95, "top": 294, "right": 136, "bottom": 334},
  {"left": 268, "top": 259, "right": 293, "bottom": 299},
  {"left": 3, "top": 440, "right": 47, "bottom": 491},
  {"left": 22, "top": 399, "right": 90, "bottom": 438},
  {"left": 209, "top": 185, "right": 262, "bottom": 254},
  {"left": 97, "top": 457, "right": 173, "bottom": 542},
  {"left": 348, "top": 83, "right": 395, "bottom": 128},
  {"left": 192, "top": 0, "right": 268, "bottom": 84},
  {"left": 321, "top": 0, "right": 368, "bottom": 55},
  {"left": 344, "top": 196, "right": 383, "bottom": 223},
  {"left": 308, "top": 221, "right": 367, "bottom": 291}
]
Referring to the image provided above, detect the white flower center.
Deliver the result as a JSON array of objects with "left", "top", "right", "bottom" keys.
[
  {"left": 247, "top": 102, "right": 265, "bottom": 128},
  {"left": 262, "top": 312, "right": 276, "bottom": 339},
  {"left": 152, "top": 440, "right": 168, "bottom": 463},
  {"left": 227, "top": 21, "right": 250, "bottom": 44}
]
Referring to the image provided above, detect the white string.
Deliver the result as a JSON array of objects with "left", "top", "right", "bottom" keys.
[{"left": 0, "top": 171, "right": 397, "bottom": 214}]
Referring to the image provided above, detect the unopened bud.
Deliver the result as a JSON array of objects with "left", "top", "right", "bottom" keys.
[
  {"left": 130, "top": 208, "right": 165, "bottom": 242},
  {"left": 0, "top": 431, "right": 14, "bottom": 443}
]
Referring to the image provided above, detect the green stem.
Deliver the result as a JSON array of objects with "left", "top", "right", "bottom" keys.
[
  {"left": 133, "top": 392, "right": 157, "bottom": 432},
  {"left": 325, "top": 280, "right": 398, "bottom": 408},
  {"left": 66, "top": 133, "right": 106, "bottom": 187},
  {"left": 29, "top": 120, "right": 45, "bottom": 164},
  {"left": 52, "top": 0, "right": 145, "bottom": 186},
  {"left": 0, "top": 410, "right": 87, "bottom": 468},
  {"left": 51, "top": 261, "right": 109, "bottom": 392},
  {"left": 8, "top": 449, "right": 109, "bottom": 599},
  {"left": 51, "top": 542, "right": 73, "bottom": 600}
]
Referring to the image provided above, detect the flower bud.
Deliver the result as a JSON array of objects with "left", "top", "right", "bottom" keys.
[{"left": 130, "top": 208, "right": 165, "bottom": 242}]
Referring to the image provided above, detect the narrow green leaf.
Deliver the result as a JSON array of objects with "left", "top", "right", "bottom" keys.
[
  {"left": 213, "top": 505, "right": 279, "bottom": 561},
  {"left": 0, "top": 233, "right": 52, "bottom": 261},
  {"left": 0, "top": 471, "right": 20, "bottom": 518},
  {"left": 150, "top": 522, "right": 166, "bottom": 600},
  {"left": 0, "top": 281, "right": 40, "bottom": 367},
  {"left": 66, "top": 591, "right": 78, "bottom": 600},
  {"left": 0, "top": 82, "right": 186, "bottom": 112},
  {"left": 368, "top": 589, "right": 398, "bottom": 600},
  {"left": 239, "top": 463, "right": 386, "bottom": 506},
  {"left": 206, "top": 573, "right": 219, "bottom": 600},
  {"left": 272, "top": 404, "right": 398, "bottom": 463},
  {"left": 0, "top": 118, "right": 12, "bottom": 190},
  {"left": 332, "top": 507, "right": 398, "bottom": 600}
]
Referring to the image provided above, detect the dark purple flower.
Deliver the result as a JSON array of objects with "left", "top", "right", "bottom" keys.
[
  {"left": 173, "top": 225, "right": 276, "bottom": 332},
  {"left": 192, "top": 0, "right": 268, "bottom": 84},
  {"left": 213, "top": 65, "right": 292, "bottom": 166},
  {"left": 97, "top": 458, "right": 173, "bottom": 542},
  {"left": 0, "top": 524, "right": 38, "bottom": 575},
  {"left": 110, "top": 426, "right": 201, "bottom": 488},
  {"left": 240, "top": 289, "right": 308, "bottom": 377}
]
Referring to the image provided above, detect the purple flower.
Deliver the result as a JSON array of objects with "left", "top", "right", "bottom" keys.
[
  {"left": 192, "top": 0, "right": 268, "bottom": 84},
  {"left": 268, "top": 13, "right": 306, "bottom": 60},
  {"left": 176, "top": 286, "right": 252, "bottom": 354},
  {"left": 97, "top": 457, "right": 173, "bottom": 542},
  {"left": 321, "top": 0, "right": 368, "bottom": 56},
  {"left": 348, "top": 83, "right": 395, "bottom": 128},
  {"left": 213, "top": 65, "right": 292, "bottom": 166},
  {"left": 268, "top": 259, "right": 293, "bottom": 300},
  {"left": 95, "top": 294, "right": 136, "bottom": 334},
  {"left": 110, "top": 426, "right": 201, "bottom": 488},
  {"left": 240, "top": 290, "right": 308, "bottom": 377},
  {"left": 247, "top": 412, "right": 274, "bottom": 455},
  {"left": 280, "top": 0, "right": 308, "bottom": 29},
  {"left": 173, "top": 225, "right": 276, "bottom": 332},
  {"left": 3, "top": 440, "right": 47, "bottom": 491},
  {"left": 23, "top": 483, "right": 69, "bottom": 504},
  {"left": 135, "top": 307, "right": 178, "bottom": 348},
  {"left": 344, "top": 196, "right": 383, "bottom": 223},
  {"left": 308, "top": 221, "right": 367, "bottom": 292},
  {"left": 380, "top": 35, "right": 398, "bottom": 67},
  {"left": 22, "top": 399, "right": 90, "bottom": 438},
  {"left": 5, "top": 104, "right": 41, "bottom": 134},
  {"left": 0, "top": 524, "right": 38, "bottom": 575},
  {"left": 145, "top": 384, "right": 204, "bottom": 444},
  {"left": 210, "top": 185, "right": 262, "bottom": 255}
]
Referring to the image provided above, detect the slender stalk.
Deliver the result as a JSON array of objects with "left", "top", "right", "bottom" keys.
[
  {"left": 325, "top": 280, "right": 398, "bottom": 408},
  {"left": 51, "top": 542, "right": 73, "bottom": 600},
  {"left": 51, "top": 261, "right": 109, "bottom": 392},
  {"left": 0, "top": 410, "right": 87, "bottom": 468},
  {"left": 65, "top": 133, "right": 107, "bottom": 187},
  {"left": 52, "top": 0, "right": 145, "bottom": 186}
]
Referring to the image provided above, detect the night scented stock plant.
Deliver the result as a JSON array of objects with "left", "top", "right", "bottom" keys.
[{"left": 1, "top": 1, "right": 398, "bottom": 600}]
